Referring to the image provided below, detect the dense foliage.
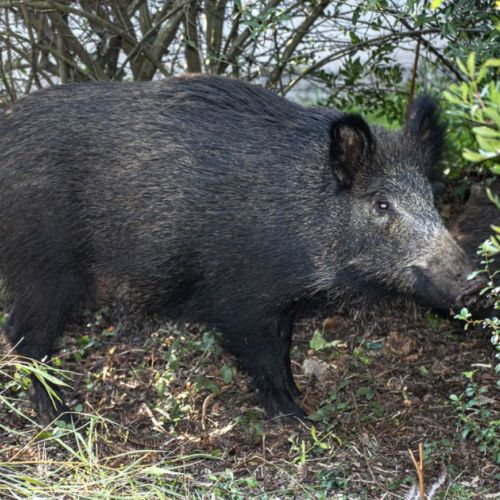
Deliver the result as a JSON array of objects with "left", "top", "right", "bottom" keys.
[
  {"left": 0, "top": 1, "right": 497, "bottom": 115},
  {"left": 444, "top": 43, "right": 499, "bottom": 463}
]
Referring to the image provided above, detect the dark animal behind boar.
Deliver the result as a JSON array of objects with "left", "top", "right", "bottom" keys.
[{"left": 0, "top": 75, "right": 479, "bottom": 423}]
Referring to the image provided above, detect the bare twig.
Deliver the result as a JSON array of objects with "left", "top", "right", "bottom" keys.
[
  {"left": 201, "top": 386, "right": 228, "bottom": 430},
  {"left": 23, "top": 1, "right": 171, "bottom": 78},
  {"left": 408, "top": 442, "right": 426, "bottom": 500},
  {"left": 406, "top": 36, "right": 421, "bottom": 120},
  {"left": 205, "top": 0, "right": 227, "bottom": 73},
  {"left": 218, "top": 0, "right": 283, "bottom": 75},
  {"left": 19, "top": 3, "right": 42, "bottom": 92},
  {"left": 184, "top": 0, "right": 202, "bottom": 73},
  {"left": 0, "top": 49, "right": 16, "bottom": 103},
  {"left": 2, "top": 30, "right": 92, "bottom": 81},
  {"left": 219, "top": 0, "right": 241, "bottom": 74},
  {"left": 136, "top": 0, "right": 185, "bottom": 80},
  {"left": 113, "top": 2, "right": 184, "bottom": 80},
  {"left": 266, "top": 0, "right": 329, "bottom": 88}
]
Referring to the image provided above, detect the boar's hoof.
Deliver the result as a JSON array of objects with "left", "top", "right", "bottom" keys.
[
  {"left": 29, "top": 378, "right": 73, "bottom": 426},
  {"left": 262, "top": 391, "right": 307, "bottom": 421}
]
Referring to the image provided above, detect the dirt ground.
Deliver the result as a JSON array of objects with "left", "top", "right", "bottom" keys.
[{"left": 1, "top": 184, "right": 499, "bottom": 498}]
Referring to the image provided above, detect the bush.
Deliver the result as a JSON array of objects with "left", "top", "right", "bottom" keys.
[{"left": 443, "top": 46, "right": 499, "bottom": 463}]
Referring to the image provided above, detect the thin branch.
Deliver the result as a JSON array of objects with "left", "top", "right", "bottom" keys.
[
  {"left": 0, "top": 49, "right": 16, "bottom": 103},
  {"left": 218, "top": 0, "right": 241, "bottom": 74},
  {"left": 205, "top": 0, "right": 227, "bottom": 73},
  {"left": 14, "top": 0, "right": 172, "bottom": 78},
  {"left": 54, "top": 14, "right": 68, "bottom": 82},
  {"left": 110, "top": 0, "right": 138, "bottom": 45},
  {"left": 1, "top": 30, "right": 93, "bottom": 81},
  {"left": 19, "top": 4, "right": 42, "bottom": 92},
  {"left": 136, "top": 0, "right": 185, "bottom": 80},
  {"left": 114, "top": 2, "right": 184, "bottom": 80},
  {"left": 127, "top": 0, "right": 149, "bottom": 19},
  {"left": 137, "top": 1, "right": 152, "bottom": 36},
  {"left": 391, "top": 10, "right": 465, "bottom": 82},
  {"left": 184, "top": 0, "right": 202, "bottom": 73},
  {"left": 47, "top": 9, "right": 107, "bottom": 80},
  {"left": 218, "top": 0, "right": 283, "bottom": 74},
  {"left": 408, "top": 443, "right": 426, "bottom": 500},
  {"left": 406, "top": 36, "right": 421, "bottom": 120},
  {"left": 266, "top": 0, "right": 330, "bottom": 89},
  {"left": 0, "top": 31, "right": 54, "bottom": 86},
  {"left": 283, "top": 28, "right": 445, "bottom": 94}
]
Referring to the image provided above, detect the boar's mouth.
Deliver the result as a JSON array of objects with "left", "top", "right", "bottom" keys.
[
  {"left": 455, "top": 277, "right": 489, "bottom": 311},
  {"left": 410, "top": 266, "right": 487, "bottom": 314}
]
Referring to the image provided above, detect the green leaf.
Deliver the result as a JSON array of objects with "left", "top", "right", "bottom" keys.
[
  {"left": 454, "top": 307, "right": 472, "bottom": 321},
  {"left": 143, "top": 465, "right": 176, "bottom": 476},
  {"left": 467, "top": 52, "right": 476, "bottom": 78},
  {"left": 443, "top": 90, "right": 462, "bottom": 105},
  {"left": 366, "top": 340, "right": 384, "bottom": 350},
  {"left": 461, "top": 81, "right": 471, "bottom": 102},
  {"left": 476, "top": 135, "right": 500, "bottom": 153},
  {"left": 485, "top": 108, "right": 500, "bottom": 128},
  {"left": 185, "top": 39, "right": 197, "bottom": 49},
  {"left": 221, "top": 365, "right": 234, "bottom": 385},
  {"left": 463, "top": 150, "right": 488, "bottom": 162},
  {"left": 456, "top": 58, "right": 468, "bottom": 76},
  {"left": 477, "top": 65, "right": 488, "bottom": 83},
  {"left": 310, "top": 330, "right": 326, "bottom": 351},
  {"left": 462, "top": 370, "right": 476, "bottom": 380},
  {"left": 33, "top": 370, "right": 69, "bottom": 388},
  {"left": 484, "top": 58, "right": 500, "bottom": 68},
  {"left": 34, "top": 430, "right": 53, "bottom": 440},
  {"left": 195, "top": 376, "right": 220, "bottom": 394},
  {"left": 357, "top": 386, "right": 375, "bottom": 400},
  {"left": 472, "top": 126, "right": 500, "bottom": 138}
]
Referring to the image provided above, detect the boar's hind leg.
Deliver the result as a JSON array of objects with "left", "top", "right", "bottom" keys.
[
  {"left": 224, "top": 319, "right": 306, "bottom": 419},
  {"left": 4, "top": 272, "right": 89, "bottom": 423}
]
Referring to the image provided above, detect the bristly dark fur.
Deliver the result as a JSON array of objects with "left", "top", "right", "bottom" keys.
[{"left": 0, "top": 75, "right": 474, "bottom": 423}]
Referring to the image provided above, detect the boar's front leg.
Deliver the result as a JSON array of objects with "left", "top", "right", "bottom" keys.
[
  {"left": 6, "top": 301, "right": 71, "bottom": 423},
  {"left": 4, "top": 271, "right": 88, "bottom": 424},
  {"left": 278, "top": 310, "right": 302, "bottom": 400},
  {"left": 223, "top": 317, "right": 306, "bottom": 419}
]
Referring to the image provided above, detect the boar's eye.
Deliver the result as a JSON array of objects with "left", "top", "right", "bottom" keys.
[{"left": 375, "top": 200, "right": 392, "bottom": 214}]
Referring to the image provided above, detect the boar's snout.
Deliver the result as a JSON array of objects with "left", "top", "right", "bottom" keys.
[
  {"left": 411, "top": 264, "right": 486, "bottom": 314},
  {"left": 409, "top": 230, "right": 487, "bottom": 314}
]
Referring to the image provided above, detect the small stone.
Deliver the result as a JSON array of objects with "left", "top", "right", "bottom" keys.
[{"left": 302, "top": 358, "right": 329, "bottom": 382}]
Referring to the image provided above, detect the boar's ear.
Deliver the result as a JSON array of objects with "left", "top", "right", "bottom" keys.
[
  {"left": 405, "top": 95, "right": 445, "bottom": 175},
  {"left": 329, "top": 114, "right": 374, "bottom": 189}
]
